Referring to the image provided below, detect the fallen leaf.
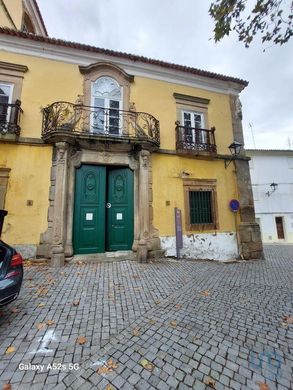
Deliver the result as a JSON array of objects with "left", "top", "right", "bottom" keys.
[
  {"left": 170, "top": 320, "right": 177, "bottom": 328},
  {"left": 200, "top": 290, "right": 211, "bottom": 297},
  {"left": 26, "top": 276, "right": 33, "bottom": 280},
  {"left": 72, "top": 300, "right": 80, "bottom": 306},
  {"left": 105, "top": 385, "right": 114, "bottom": 390},
  {"left": 36, "top": 323, "right": 46, "bottom": 330},
  {"left": 11, "top": 308, "right": 21, "bottom": 313},
  {"left": 37, "top": 288, "right": 48, "bottom": 296},
  {"left": 282, "top": 315, "right": 293, "bottom": 324},
  {"left": 5, "top": 346, "right": 15, "bottom": 354},
  {"left": 47, "top": 320, "right": 55, "bottom": 326},
  {"left": 97, "top": 366, "right": 109, "bottom": 375},
  {"left": 257, "top": 382, "right": 271, "bottom": 390},
  {"left": 38, "top": 303, "right": 45, "bottom": 308},
  {"left": 76, "top": 336, "right": 87, "bottom": 345},
  {"left": 154, "top": 300, "right": 160, "bottom": 305},
  {"left": 175, "top": 304, "right": 182, "bottom": 310},
  {"left": 148, "top": 319, "right": 156, "bottom": 325},
  {"left": 132, "top": 274, "right": 140, "bottom": 279},
  {"left": 107, "top": 359, "right": 118, "bottom": 370},
  {"left": 2, "top": 384, "right": 12, "bottom": 390},
  {"left": 204, "top": 376, "right": 216, "bottom": 388},
  {"left": 140, "top": 358, "right": 154, "bottom": 371},
  {"left": 132, "top": 327, "right": 140, "bottom": 337},
  {"left": 97, "top": 359, "right": 118, "bottom": 375}
]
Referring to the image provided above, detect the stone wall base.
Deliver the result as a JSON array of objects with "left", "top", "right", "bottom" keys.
[{"left": 239, "top": 222, "right": 263, "bottom": 260}]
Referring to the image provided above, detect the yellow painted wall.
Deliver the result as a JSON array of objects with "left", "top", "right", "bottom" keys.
[
  {"left": 152, "top": 154, "right": 238, "bottom": 236},
  {"left": 0, "top": 49, "right": 239, "bottom": 244},
  {"left": 0, "top": 51, "right": 84, "bottom": 138},
  {"left": 130, "top": 77, "right": 234, "bottom": 155},
  {"left": 0, "top": 143, "right": 52, "bottom": 244},
  {"left": 1, "top": 51, "right": 234, "bottom": 152},
  {"left": 0, "top": 0, "right": 23, "bottom": 29}
]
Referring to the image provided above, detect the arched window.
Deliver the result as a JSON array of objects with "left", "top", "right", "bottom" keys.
[{"left": 91, "top": 77, "right": 122, "bottom": 135}]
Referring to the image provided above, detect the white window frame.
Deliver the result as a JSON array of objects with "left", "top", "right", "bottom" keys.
[
  {"left": 181, "top": 110, "right": 206, "bottom": 144},
  {"left": 90, "top": 77, "right": 122, "bottom": 135},
  {"left": 0, "top": 82, "right": 14, "bottom": 124}
]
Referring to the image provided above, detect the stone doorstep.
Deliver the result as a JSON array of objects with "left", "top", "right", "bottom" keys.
[{"left": 70, "top": 250, "right": 136, "bottom": 263}]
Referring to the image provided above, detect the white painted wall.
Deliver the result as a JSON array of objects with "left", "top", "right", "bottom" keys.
[
  {"left": 160, "top": 232, "right": 238, "bottom": 261},
  {"left": 247, "top": 151, "right": 293, "bottom": 243}
]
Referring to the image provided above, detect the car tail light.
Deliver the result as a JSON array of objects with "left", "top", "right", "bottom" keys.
[{"left": 10, "top": 253, "right": 23, "bottom": 267}]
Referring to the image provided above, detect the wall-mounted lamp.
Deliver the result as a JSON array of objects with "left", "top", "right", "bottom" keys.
[
  {"left": 224, "top": 141, "right": 243, "bottom": 168},
  {"left": 266, "top": 182, "right": 278, "bottom": 197}
]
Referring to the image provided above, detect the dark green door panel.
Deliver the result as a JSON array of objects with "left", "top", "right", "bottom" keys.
[
  {"left": 73, "top": 165, "right": 106, "bottom": 254},
  {"left": 106, "top": 168, "right": 134, "bottom": 251}
]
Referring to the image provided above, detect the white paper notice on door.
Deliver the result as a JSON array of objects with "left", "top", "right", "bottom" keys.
[
  {"left": 86, "top": 213, "right": 93, "bottom": 221},
  {"left": 116, "top": 213, "right": 123, "bottom": 220}
]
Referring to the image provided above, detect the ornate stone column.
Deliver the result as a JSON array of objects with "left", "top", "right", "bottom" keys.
[
  {"left": 137, "top": 149, "right": 150, "bottom": 262},
  {"left": 51, "top": 142, "right": 69, "bottom": 267},
  {"left": 230, "top": 95, "right": 263, "bottom": 259}
]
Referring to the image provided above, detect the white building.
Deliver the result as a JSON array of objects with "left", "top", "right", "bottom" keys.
[{"left": 246, "top": 149, "right": 293, "bottom": 244}]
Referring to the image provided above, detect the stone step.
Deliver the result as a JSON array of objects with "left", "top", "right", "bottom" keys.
[{"left": 70, "top": 250, "right": 136, "bottom": 263}]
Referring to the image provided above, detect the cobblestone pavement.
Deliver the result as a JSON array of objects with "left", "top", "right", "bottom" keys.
[{"left": 0, "top": 245, "right": 292, "bottom": 389}]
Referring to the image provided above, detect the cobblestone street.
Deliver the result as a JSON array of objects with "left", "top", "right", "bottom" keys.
[{"left": 0, "top": 245, "right": 292, "bottom": 390}]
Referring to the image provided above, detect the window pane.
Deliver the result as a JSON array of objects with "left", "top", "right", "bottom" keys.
[
  {"left": 109, "top": 100, "right": 119, "bottom": 109},
  {"left": 189, "top": 190, "right": 213, "bottom": 224},
  {"left": 193, "top": 114, "right": 202, "bottom": 128},
  {"left": 94, "top": 97, "right": 104, "bottom": 108},
  {"left": 0, "top": 85, "right": 11, "bottom": 97},
  {"left": 0, "top": 95, "right": 9, "bottom": 122},
  {"left": 92, "top": 77, "right": 121, "bottom": 99},
  {"left": 183, "top": 112, "right": 191, "bottom": 127}
]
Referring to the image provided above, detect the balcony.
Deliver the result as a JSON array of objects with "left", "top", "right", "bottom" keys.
[
  {"left": 175, "top": 122, "right": 217, "bottom": 156},
  {"left": 42, "top": 102, "right": 160, "bottom": 148},
  {"left": 0, "top": 100, "right": 23, "bottom": 136}
]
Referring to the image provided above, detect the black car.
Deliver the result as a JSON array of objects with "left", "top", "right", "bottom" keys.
[
  {"left": 0, "top": 210, "right": 23, "bottom": 306},
  {"left": 0, "top": 241, "right": 23, "bottom": 306}
]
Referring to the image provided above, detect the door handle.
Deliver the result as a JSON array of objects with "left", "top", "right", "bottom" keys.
[{"left": 106, "top": 203, "right": 111, "bottom": 208}]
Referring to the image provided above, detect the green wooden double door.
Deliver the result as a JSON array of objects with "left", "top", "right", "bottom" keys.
[{"left": 73, "top": 165, "right": 134, "bottom": 254}]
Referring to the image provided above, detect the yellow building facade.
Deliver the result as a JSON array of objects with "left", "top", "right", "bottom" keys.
[{"left": 0, "top": 2, "right": 263, "bottom": 264}]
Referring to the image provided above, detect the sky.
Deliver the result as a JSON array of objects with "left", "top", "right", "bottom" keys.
[{"left": 37, "top": 0, "right": 293, "bottom": 150}]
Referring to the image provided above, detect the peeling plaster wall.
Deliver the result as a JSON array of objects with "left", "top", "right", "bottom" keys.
[{"left": 160, "top": 233, "right": 238, "bottom": 261}]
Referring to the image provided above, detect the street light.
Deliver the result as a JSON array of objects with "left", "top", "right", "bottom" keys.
[
  {"left": 224, "top": 141, "right": 243, "bottom": 168},
  {"left": 266, "top": 182, "right": 278, "bottom": 197}
]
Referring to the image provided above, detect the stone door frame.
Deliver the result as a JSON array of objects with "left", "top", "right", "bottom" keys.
[{"left": 64, "top": 149, "right": 140, "bottom": 257}]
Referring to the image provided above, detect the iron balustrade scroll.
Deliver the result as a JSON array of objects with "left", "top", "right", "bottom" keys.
[
  {"left": 175, "top": 123, "right": 217, "bottom": 154},
  {"left": 0, "top": 100, "right": 23, "bottom": 135},
  {"left": 42, "top": 102, "right": 160, "bottom": 146}
]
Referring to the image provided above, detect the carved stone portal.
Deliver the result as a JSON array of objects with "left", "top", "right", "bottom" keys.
[{"left": 38, "top": 144, "right": 161, "bottom": 266}]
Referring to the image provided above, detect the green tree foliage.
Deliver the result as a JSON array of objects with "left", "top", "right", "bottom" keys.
[{"left": 209, "top": 0, "right": 293, "bottom": 47}]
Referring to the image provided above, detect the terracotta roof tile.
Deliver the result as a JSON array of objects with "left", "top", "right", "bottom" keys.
[{"left": 0, "top": 27, "right": 248, "bottom": 87}]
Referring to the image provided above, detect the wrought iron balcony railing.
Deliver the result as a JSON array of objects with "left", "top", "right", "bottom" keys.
[
  {"left": 175, "top": 122, "right": 217, "bottom": 155},
  {"left": 42, "top": 102, "right": 160, "bottom": 146},
  {"left": 0, "top": 100, "right": 23, "bottom": 136}
]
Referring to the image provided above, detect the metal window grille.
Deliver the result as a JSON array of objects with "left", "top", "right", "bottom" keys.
[{"left": 189, "top": 190, "right": 213, "bottom": 224}]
